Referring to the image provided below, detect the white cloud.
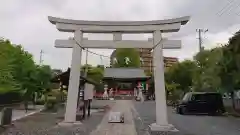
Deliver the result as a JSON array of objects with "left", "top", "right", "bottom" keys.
[{"left": 1, "top": 0, "right": 240, "bottom": 70}]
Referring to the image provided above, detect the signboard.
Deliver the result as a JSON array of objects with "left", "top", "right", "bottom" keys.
[
  {"left": 84, "top": 83, "right": 94, "bottom": 100},
  {"left": 235, "top": 90, "right": 240, "bottom": 99},
  {"left": 79, "top": 89, "right": 84, "bottom": 100},
  {"left": 108, "top": 111, "right": 124, "bottom": 123},
  {"left": 138, "top": 82, "right": 148, "bottom": 90}
]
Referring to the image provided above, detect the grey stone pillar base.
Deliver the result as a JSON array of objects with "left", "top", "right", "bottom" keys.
[{"left": 149, "top": 123, "right": 179, "bottom": 135}]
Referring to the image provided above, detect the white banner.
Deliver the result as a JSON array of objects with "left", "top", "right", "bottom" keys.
[
  {"left": 235, "top": 90, "right": 240, "bottom": 99},
  {"left": 84, "top": 83, "right": 94, "bottom": 100}
]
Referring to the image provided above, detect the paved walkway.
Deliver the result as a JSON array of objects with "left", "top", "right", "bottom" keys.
[
  {"left": 0, "top": 101, "right": 114, "bottom": 135},
  {"left": 90, "top": 100, "right": 137, "bottom": 135}
]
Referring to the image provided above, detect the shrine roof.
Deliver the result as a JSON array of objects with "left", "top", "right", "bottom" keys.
[
  {"left": 103, "top": 68, "right": 149, "bottom": 79},
  {"left": 51, "top": 68, "right": 97, "bottom": 86}
]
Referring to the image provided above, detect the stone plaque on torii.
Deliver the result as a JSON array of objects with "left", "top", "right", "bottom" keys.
[{"left": 48, "top": 16, "right": 190, "bottom": 132}]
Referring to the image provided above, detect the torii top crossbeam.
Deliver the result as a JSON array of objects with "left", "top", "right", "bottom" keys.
[{"left": 48, "top": 16, "right": 190, "bottom": 33}]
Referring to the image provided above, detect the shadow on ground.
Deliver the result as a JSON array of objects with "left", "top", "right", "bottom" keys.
[{"left": 0, "top": 100, "right": 116, "bottom": 135}]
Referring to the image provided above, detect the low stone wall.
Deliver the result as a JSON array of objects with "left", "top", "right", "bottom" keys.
[
  {"left": 223, "top": 99, "right": 240, "bottom": 113},
  {"left": 91, "top": 100, "right": 116, "bottom": 109},
  {"left": 0, "top": 103, "right": 21, "bottom": 111},
  {"left": 0, "top": 92, "right": 22, "bottom": 105}
]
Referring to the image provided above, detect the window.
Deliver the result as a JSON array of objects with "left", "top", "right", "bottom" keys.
[
  {"left": 191, "top": 93, "right": 220, "bottom": 101},
  {"left": 182, "top": 93, "right": 191, "bottom": 101}
]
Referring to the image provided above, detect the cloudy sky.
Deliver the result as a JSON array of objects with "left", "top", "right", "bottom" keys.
[{"left": 1, "top": 0, "right": 240, "bottom": 71}]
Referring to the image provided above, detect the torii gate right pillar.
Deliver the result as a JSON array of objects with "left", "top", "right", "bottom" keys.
[{"left": 149, "top": 30, "right": 181, "bottom": 134}]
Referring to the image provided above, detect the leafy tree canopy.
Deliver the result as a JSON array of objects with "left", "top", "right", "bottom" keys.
[
  {"left": 193, "top": 48, "right": 222, "bottom": 91},
  {"left": 0, "top": 38, "right": 52, "bottom": 100},
  {"left": 113, "top": 48, "right": 141, "bottom": 68},
  {"left": 165, "top": 60, "right": 197, "bottom": 93}
]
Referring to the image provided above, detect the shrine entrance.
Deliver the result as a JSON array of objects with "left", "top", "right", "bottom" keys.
[
  {"left": 102, "top": 67, "right": 151, "bottom": 100},
  {"left": 48, "top": 16, "right": 190, "bottom": 131}
]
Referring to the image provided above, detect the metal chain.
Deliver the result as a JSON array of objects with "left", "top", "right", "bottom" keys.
[
  {"left": 72, "top": 36, "right": 162, "bottom": 57},
  {"left": 151, "top": 39, "right": 162, "bottom": 50},
  {"left": 73, "top": 38, "right": 110, "bottom": 58}
]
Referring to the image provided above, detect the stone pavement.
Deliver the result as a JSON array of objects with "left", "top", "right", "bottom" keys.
[
  {"left": 0, "top": 100, "right": 114, "bottom": 135},
  {"left": 90, "top": 100, "right": 137, "bottom": 135},
  {"left": 0, "top": 105, "right": 44, "bottom": 122}
]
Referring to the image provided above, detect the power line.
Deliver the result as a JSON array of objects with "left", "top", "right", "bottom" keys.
[
  {"left": 167, "top": 1, "right": 239, "bottom": 40},
  {"left": 234, "top": 3, "right": 240, "bottom": 16},
  {"left": 72, "top": 37, "right": 110, "bottom": 58},
  {"left": 85, "top": 49, "right": 110, "bottom": 58},
  {"left": 216, "top": 0, "right": 235, "bottom": 16},
  {"left": 226, "top": 1, "right": 240, "bottom": 16},
  {"left": 216, "top": 0, "right": 240, "bottom": 17}
]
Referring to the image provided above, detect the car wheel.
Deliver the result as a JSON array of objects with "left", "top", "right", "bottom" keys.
[
  {"left": 209, "top": 111, "right": 216, "bottom": 116},
  {"left": 180, "top": 107, "right": 187, "bottom": 115},
  {"left": 216, "top": 109, "right": 224, "bottom": 116},
  {"left": 177, "top": 108, "right": 181, "bottom": 114}
]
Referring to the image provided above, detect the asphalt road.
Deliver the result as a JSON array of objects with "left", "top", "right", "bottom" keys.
[{"left": 133, "top": 101, "right": 240, "bottom": 135}]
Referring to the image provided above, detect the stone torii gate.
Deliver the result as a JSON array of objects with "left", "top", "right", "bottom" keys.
[{"left": 48, "top": 16, "right": 189, "bottom": 131}]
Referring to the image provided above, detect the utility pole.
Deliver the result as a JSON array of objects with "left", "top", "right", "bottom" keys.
[
  {"left": 100, "top": 56, "right": 103, "bottom": 65},
  {"left": 196, "top": 29, "right": 208, "bottom": 52},
  {"left": 39, "top": 49, "right": 44, "bottom": 65}
]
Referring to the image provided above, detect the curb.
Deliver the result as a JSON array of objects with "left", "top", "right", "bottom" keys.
[{"left": 12, "top": 108, "right": 44, "bottom": 121}]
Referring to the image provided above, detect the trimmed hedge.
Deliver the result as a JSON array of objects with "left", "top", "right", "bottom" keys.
[{"left": 0, "top": 92, "right": 23, "bottom": 105}]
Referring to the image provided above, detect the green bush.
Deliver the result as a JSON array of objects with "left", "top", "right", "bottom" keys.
[
  {"left": 43, "top": 89, "right": 65, "bottom": 111},
  {"left": 45, "top": 95, "right": 58, "bottom": 110},
  {"left": 36, "top": 99, "right": 45, "bottom": 105},
  {"left": 35, "top": 95, "right": 45, "bottom": 105},
  {"left": 60, "top": 90, "right": 67, "bottom": 102}
]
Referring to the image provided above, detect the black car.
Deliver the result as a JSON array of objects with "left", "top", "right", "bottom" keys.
[{"left": 176, "top": 92, "right": 225, "bottom": 115}]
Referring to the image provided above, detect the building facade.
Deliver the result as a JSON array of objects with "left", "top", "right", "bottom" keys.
[
  {"left": 110, "top": 49, "right": 178, "bottom": 74},
  {"left": 164, "top": 57, "right": 178, "bottom": 68},
  {"left": 137, "top": 48, "right": 153, "bottom": 74}
]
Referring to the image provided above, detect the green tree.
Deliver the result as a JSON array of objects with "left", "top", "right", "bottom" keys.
[
  {"left": 218, "top": 31, "right": 240, "bottom": 109},
  {"left": 81, "top": 64, "right": 92, "bottom": 71},
  {"left": 113, "top": 48, "right": 141, "bottom": 68},
  {"left": 166, "top": 82, "right": 182, "bottom": 102},
  {"left": 193, "top": 48, "right": 223, "bottom": 92},
  {"left": 87, "top": 66, "right": 104, "bottom": 92},
  {"left": 36, "top": 65, "right": 52, "bottom": 91},
  {"left": 52, "top": 69, "right": 62, "bottom": 77},
  {"left": 0, "top": 39, "right": 52, "bottom": 102},
  {"left": 165, "top": 60, "right": 197, "bottom": 93},
  {"left": 0, "top": 39, "right": 22, "bottom": 94},
  {"left": 96, "top": 65, "right": 104, "bottom": 70},
  {"left": 220, "top": 31, "right": 240, "bottom": 90},
  {"left": 87, "top": 66, "right": 104, "bottom": 84}
]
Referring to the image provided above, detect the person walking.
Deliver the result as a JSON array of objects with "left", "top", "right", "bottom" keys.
[{"left": 24, "top": 100, "right": 28, "bottom": 113}]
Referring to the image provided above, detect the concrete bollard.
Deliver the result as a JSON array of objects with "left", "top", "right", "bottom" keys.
[{"left": 1, "top": 107, "right": 13, "bottom": 126}]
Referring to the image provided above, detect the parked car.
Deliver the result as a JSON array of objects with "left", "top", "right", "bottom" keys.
[{"left": 176, "top": 92, "right": 225, "bottom": 115}]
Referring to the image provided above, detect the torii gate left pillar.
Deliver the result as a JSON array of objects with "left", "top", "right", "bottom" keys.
[{"left": 63, "top": 30, "right": 83, "bottom": 124}]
